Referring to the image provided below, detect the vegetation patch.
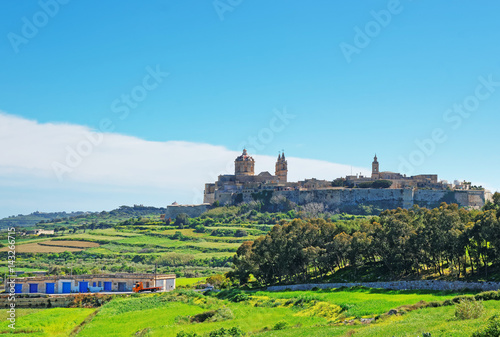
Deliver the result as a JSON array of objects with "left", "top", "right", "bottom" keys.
[
  {"left": 294, "top": 301, "right": 343, "bottom": 321},
  {"left": 455, "top": 298, "right": 485, "bottom": 320}
]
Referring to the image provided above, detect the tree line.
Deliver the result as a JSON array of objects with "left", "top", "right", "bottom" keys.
[{"left": 230, "top": 194, "right": 500, "bottom": 285}]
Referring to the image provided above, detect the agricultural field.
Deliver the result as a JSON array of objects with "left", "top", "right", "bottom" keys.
[
  {"left": 0, "top": 308, "right": 95, "bottom": 336},
  {"left": 0, "top": 242, "right": 88, "bottom": 253},
  {"left": 0, "top": 207, "right": 272, "bottom": 278},
  {"left": 1, "top": 287, "right": 499, "bottom": 336}
]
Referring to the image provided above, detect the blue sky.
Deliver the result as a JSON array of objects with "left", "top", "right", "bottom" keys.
[{"left": 1, "top": 1, "right": 499, "bottom": 218}]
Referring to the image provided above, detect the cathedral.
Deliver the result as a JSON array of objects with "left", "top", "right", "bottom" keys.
[
  {"left": 202, "top": 149, "right": 490, "bottom": 208},
  {"left": 204, "top": 149, "right": 288, "bottom": 204}
]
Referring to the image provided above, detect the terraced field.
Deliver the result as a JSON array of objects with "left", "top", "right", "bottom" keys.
[
  {"left": 2, "top": 288, "right": 498, "bottom": 336},
  {"left": 0, "top": 242, "right": 90, "bottom": 253}
]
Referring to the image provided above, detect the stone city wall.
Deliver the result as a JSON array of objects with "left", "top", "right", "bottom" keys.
[
  {"left": 165, "top": 204, "right": 211, "bottom": 219},
  {"left": 216, "top": 188, "right": 488, "bottom": 210}
]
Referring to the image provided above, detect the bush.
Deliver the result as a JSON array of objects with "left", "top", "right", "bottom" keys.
[
  {"left": 194, "top": 225, "right": 206, "bottom": 233},
  {"left": 177, "top": 332, "right": 199, "bottom": 337},
  {"left": 174, "top": 213, "right": 190, "bottom": 229},
  {"left": 475, "top": 291, "right": 500, "bottom": 302},
  {"left": 231, "top": 293, "right": 250, "bottom": 303},
  {"left": 190, "top": 307, "right": 234, "bottom": 323},
  {"left": 473, "top": 315, "right": 500, "bottom": 337},
  {"left": 208, "top": 327, "right": 244, "bottom": 337},
  {"left": 273, "top": 321, "right": 288, "bottom": 330},
  {"left": 455, "top": 298, "right": 485, "bottom": 320},
  {"left": 234, "top": 229, "right": 248, "bottom": 237},
  {"left": 209, "top": 307, "right": 234, "bottom": 322}
]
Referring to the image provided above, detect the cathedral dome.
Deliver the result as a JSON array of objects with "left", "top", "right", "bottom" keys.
[{"left": 235, "top": 149, "right": 254, "bottom": 162}]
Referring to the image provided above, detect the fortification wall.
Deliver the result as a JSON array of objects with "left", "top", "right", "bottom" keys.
[
  {"left": 268, "top": 280, "right": 500, "bottom": 292},
  {"left": 165, "top": 204, "right": 211, "bottom": 219},
  {"left": 216, "top": 188, "right": 488, "bottom": 210}
]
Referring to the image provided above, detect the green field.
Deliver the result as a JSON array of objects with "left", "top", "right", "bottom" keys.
[
  {"left": 176, "top": 277, "right": 207, "bottom": 287},
  {"left": 1, "top": 288, "right": 498, "bottom": 336},
  {"left": 0, "top": 308, "right": 95, "bottom": 336}
]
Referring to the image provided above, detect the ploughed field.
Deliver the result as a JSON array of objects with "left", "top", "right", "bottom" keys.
[{"left": 0, "top": 240, "right": 99, "bottom": 253}]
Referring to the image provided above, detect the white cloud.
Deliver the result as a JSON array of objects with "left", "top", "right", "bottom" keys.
[{"left": 0, "top": 112, "right": 369, "bottom": 217}]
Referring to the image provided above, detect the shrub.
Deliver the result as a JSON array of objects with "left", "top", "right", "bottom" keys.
[
  {"left": 475, "top": 291, "right": 500, "bottom": 302},
  {"left": 174, "top": 315, "right": 190, "bottom": 325},
  {"left": 190, "top": 310, "right": 216, "bottom": 323},
  {"left": 190, "top": 307, "right": 234, "bottom": 323},
  {"left": 273, "top": 321, "right": 288, "bottom": 330},
  {"left": 209, "top": 307, "right": 234, "bottom": 322},
  {"left": 194, "top": 225, "right": 206, "bottom": 233},
  {"left": 473, "top": 315, "right": 500, "bottom": 337},
  {"left": 234, "top": 229, "right": 248, "bottom": 237},
  {"left": 177, "top": 332, "right": 199, "bottom": 337},
  {"left": 231, "top": 293, "right": 250, "bottom": 303},
  {"left": 455, "top": 298, "right": 485, "bottom": 320},
  {"left": 208, "top": 327, "right": 244, "bottom": 337}
]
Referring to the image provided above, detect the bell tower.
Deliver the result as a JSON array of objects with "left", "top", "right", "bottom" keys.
[
  {"left": 372, "top": 154, "right": 379, "bottom": 179},
  {"left": 275, "top": 152, "right": 288, "bottom": 183}
]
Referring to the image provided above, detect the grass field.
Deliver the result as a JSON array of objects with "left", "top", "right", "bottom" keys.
[
  {"left": 255, "top": 287, "right": 464, "bottom": 318},
  {"left": 4, "top": 288, "right": 495, "bottom": 336},
  {"left": 176, "top": 277, "right": 207, "bottom": 287},
  {"left": 0, "top": 308, "right": 95, "bottom": 336}
]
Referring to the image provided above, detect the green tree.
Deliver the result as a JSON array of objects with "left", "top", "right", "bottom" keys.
[{"left": 174, "top": 213, "right": 190, "bottom": 229}]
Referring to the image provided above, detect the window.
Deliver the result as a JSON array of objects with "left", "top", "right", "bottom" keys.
[
  {"left": 146, "top": 282, "right": 150, "bottom": 288},
  {"left": 98, "top": 281, "right": 102, "bottom": 287},
  {"left": 93, "top": 282, "right": 96, "bottom": 287}
]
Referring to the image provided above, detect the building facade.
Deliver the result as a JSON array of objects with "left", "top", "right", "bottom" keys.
[
  {"left": 8, "top": 273, "right": 176, "bottom": 294},
  {"left": 202, "top": 150, "right": 491, "bottom": 209}
]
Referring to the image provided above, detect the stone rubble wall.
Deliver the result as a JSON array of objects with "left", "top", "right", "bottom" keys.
[
  {"left": 0, "top": 295, "right": 74, "bottom": 308},
  {"left": 267, "top": 280, "right": 500, "bottom": 292}
]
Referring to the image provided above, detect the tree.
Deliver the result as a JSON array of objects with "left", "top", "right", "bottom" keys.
[
  {"left": 493, "top": 192, "right": 500, "bottom": 207},
  {"left": 206, "top": 274, "right": 229, "bottom": 289},
  {"left": 174, "top": 213, "right": 190, "bottom": 229},
  {"left": 194, "top": 225, "right": 206, "bottom": 233},
  {"left": 372, "top": 180, "right": 393, "bottom": 189},
  {"left": 234, "top": 229, "right": 248, "bottom": 237}
]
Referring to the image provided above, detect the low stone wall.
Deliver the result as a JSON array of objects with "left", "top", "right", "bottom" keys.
[
  {"left": 0, "top": 294, "right": 74, "bottom": 308},
  {"left": 267, "top": 280, "right": 500, "bottom": 292}
]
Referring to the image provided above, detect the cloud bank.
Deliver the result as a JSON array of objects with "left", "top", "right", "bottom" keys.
[{"left": 0, "top": 112, "right": 369, "bottom": 218}]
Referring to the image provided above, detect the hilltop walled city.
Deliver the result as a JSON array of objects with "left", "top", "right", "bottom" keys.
[{"left": 157, "top": 150, "right": 490, "bottom": 219}]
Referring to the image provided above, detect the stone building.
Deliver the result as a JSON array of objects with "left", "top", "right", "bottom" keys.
[
  {"left": 346, "top": 155, "right": 442, "bottom": 189},
  {"left": 204, "top": 150, "right": 290, "bottom": 203},
  {"left": 202, "top": 150, "right": 491, "bottom": 210},
  {"left": 8, "top": 273, "right": 176, "bottom": 294},
  {"left": 26, "top": 229, "right": 55, "bottom": 236}
]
